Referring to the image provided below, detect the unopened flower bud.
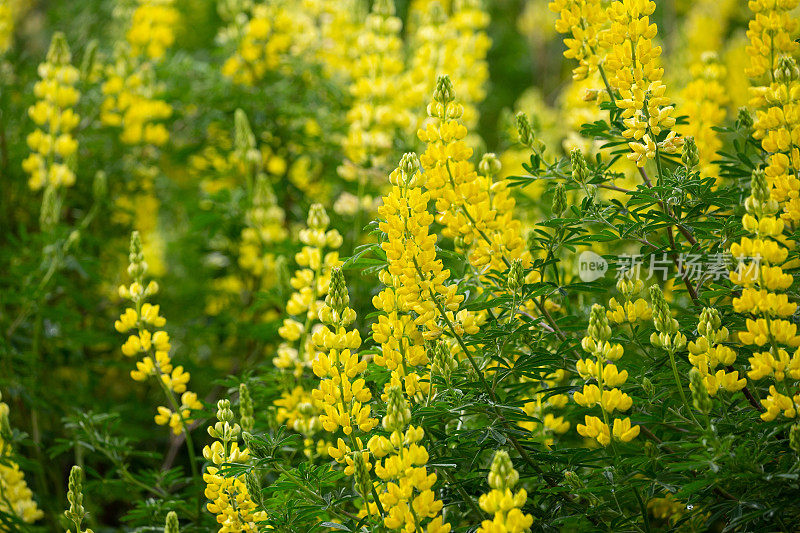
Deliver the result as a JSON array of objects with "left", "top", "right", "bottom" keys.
[
  {"left": 681, "top": 136, "right": 699, "bottom": 169},
  {"left": 384, "top": 385, "right": 411, "bottom": 432},
  {"left": 552, "top": 182, "right": 567, "bottom": 217},
  {"left": 433, "top": 74, "right": 455, "bottom": 105},
  {"left": 352, "top": 451, "right": 372, "bottom": 499},
  {"left": 689, "top": 368, "right": 712, "bottom": 415},
  {"left": 46, "top": 32, "right": 72, "bottom": 65},
  {"left": 570, "top": 148, "right": 589, "bottom": 184},
  {"left": 774, "top": 55, "right": 800, "bottom": 83},
  {"left": 515, "top": 112, "right": 535, "bottom": 147},
  {"left": 239, "top": 383, "right": 254, "bottom": 433},
  {"left": 479, "top": 153, "right": 502, "bottom": 177},
  {"left": 164, "top": 511, "right": 180, "bottom": 533},
  {"left": 641, "top": 377, "right": 655, "bottom": 398},
  {"left": 487, "top": 450, "right": 518, "bottom": 490},
  {"left": 736, "top": 108, "right": 753, "bottom": 131},
  {"left": 307, "top": 203, "right": 330, "bottom": 231},
  {"left": 245, "top": 471, "right": 263, "bottom": 507},
  {"left": 507, "top": 259, "right": 524, "bottom": 292}
]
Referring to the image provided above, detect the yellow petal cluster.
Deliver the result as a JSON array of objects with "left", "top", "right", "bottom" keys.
[
  {"left": 373, "top": 152, "right": 466, "bottom": 401},
  {"left": 115, "top": 232, "right": 201, "bottom": 434},
  {"left": 602, "top": 0, "right": 683, "bottom": 167},
  {"left": 549, "top": 0, "right": 608, "bottom": 81},
  {"left": 367, "top": 386, "right": 451, "bottom": 533},
  {"left": 676, "top": 54, "right": 729, "bottom": 177},
  {"left": 272, "top": 204, "right": 341, "bottom": 457},
  {"left": 418, "top": 78, "right": 532, "bottom": 276},
  {"left": 732, "top": 170, "right": 800, "bottom": 421},
  {"left": 0, "top": 393, "right": 44, "bottom": 526},
  {"left": 688, "top": 308, "right": 746, "bottom": 397},
  {"left": 311, "top": 267, "right": 378, "bottom": 470},
  {"left": 606, "top": 278, "right": 651, "bottom": 324},
  {"left": 519, "top": 370, "right": 570, "bottom": 447},
  {"left": 340, "top": 0, "right": 413, "bottom": 177},
  {"left": 405, "top": 0, "right": 491, "bottom": 129},
  {"left": 23, "top": 33, "right": 80, "bottom": 191},
  {"left": 221, "top": 3, "right": 317, "bottom": 85},
  {"left": 575, "top": 304, "right": 638, "bottom": 446},
  {"left": 745, "top": 0, "right": 800, "bottom": 221},
  {"left": 202, "top": 400, "right": 266, "bottom": 532},
  {"left": 477, "top": 450, "right": 534, "bottom": 533}
]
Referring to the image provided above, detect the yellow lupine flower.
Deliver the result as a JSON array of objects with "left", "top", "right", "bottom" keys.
[
  {"left": 601, "top": 0, "right": 683, "bottom": 167},
  {"left": 733, "top": 170, "right": 800, "bottom": 421},
  {"left": 405, "top": 0, "right": 491, "bottom": 129},
  {"left": 575, "top": 304, "right": 638, "bottom": 446},
  {"left": 272, "top": 204, "right": 340, "bottom": 457},
  {"left": 0, "top": 392, "right": 45, "bottom": 526},
  {"left": 676, "top": 53, "right": 729, "bottom": 177},
  {"left": 745, "top": 0, "right": 800, "bottom": 221},
  {"left": 115, "top": 232, "right": 201, "bottom": 435},
  {"left": 238, "top": 173, "right": 288, "bottom": 283},
  {"left": 127, "top": 0, "right": 179, "bottom": 60},
  {"left": 418, "top": 77, "right": 533, "bottom": 283},
  {"left": 367, "top": 386, "right": 451, "bottom": 533},
  {"left": 373, "top": 152, "right": 466, "bottom": 401},
  {"left": 24, "top": 32, "right": 80, "bottom": 191},
  {"left": 339, "top": 0, "right": 413, "bottom": 179},
  {"left": 202, "top": 400, "right": 265, "bottom": 532},
  {"left": 477, "top": 450, "right": 533, "bottom": 533},
  {"left": 688, "top": 308, "right": 745, "bottom": 397},
  {"left": 549, "top": 0, "right": 608, "bottom": 81},
  {"left": 222, "top": 3, "right": 317, "bottom": 85},
  {"left": 310, "top": 267, "right": 378, "bottom": 477},
  {"left": 607, "top": 278, "right": 652, "bottom": 324}
]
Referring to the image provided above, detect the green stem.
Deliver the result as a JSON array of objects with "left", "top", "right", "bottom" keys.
[{"left": 667, "top": 348, "right": 700, "bottom": 426}]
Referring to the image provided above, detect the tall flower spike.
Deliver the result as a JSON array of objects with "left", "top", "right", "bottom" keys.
[
  {"left": 0, "top": 391, "right": 44, "bottom": 526},
  {"left": 239, "top": 173, "right": 288, "bottom": 285},
  {"left": 339, "top": 0, "right": 411, "bottom": 180},
  {"left": 405, "top": 0, "right": 490, "bottom": 129},
  {"left": 746, "top": 0, "right": 800, "bottom": 221},
  {"left": 732, "top": 170, "right": 800, "bottom": 421},
  {"left": 115, "top": 231, "right": 202, "bottom": 435},
  {"left": 312, "top": 268, "right": 377, "bottom": 481},
  {"left": 23, "top": 32, "right": 80, "bottom": 191},
  {"left": 575, "top": 304, "right": 639, "bottom": 446},
  {"left": 687, "top": 308, "right": 745, "bottom": 397},
  {"left": 367, "top": 386, "right": 451, "bottom": 533},
  {"left": 602, "top": 0, "right": 683, "bottom": 167},
  {"left": 477, "top": 450, "right": 533, "bottom": 533},
  {"left": 677, "top": 53, "right": 728, "bottom": 177},
  {"left": 65, "top": 465, "right": 92, "bottom": 533},
  {"left": 202, "top": 399, "right": 265, "bottom": 531},
  {"left": 419, "top": 76, "right": 533, "bottom": 276},
  {"left": 549, "top": 0, "right": 609, "bottom": 81},
  {"left": 372, "top": 151, "right": 466, "bottom": 402},
  {"left": 164, "top": 511, "right": 179, "bottom": 533},
  {"left": 100, "top": 0, "right": 176, "bottom": 146},
  {"left": 273, "top": 203, "right": 341, "bottom": 457}
]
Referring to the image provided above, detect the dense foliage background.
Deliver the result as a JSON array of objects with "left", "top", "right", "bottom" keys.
[{"left": 2, "top": 0, "right": 800, "bottom": 532}]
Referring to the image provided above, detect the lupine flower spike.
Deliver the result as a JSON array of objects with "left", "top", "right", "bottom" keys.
[{"left": 477, "top": 450, "right": 534, "bottom": 533}]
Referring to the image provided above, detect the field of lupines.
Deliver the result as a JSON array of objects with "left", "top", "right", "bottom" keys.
[{"left": 2, "top": 0, "right": 800, "bottom": 531}]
